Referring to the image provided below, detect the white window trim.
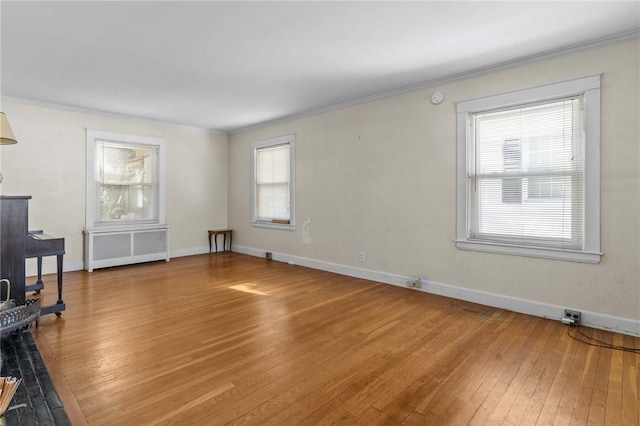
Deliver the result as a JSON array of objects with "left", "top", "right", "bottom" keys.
[
  {"left": 251, "top": 134, "right": 296, "bottom": 231},
  {"left": 455, "top": 74, "right": 602, "bottom": 263}
]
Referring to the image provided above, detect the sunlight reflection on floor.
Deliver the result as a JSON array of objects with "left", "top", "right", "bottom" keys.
[{"left": 228, "top": 283, "right": 270, "bottom": 296}]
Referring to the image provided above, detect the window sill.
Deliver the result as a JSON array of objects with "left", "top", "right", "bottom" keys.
[
  {"left": 455, "top": 240, "right": 602, "bottom": 264},
  {"left": 85, "top": 223, "right": 169, "bottom": 233},
  {"left": 252, "top": 221, "right": 295, "bottom": 231}
]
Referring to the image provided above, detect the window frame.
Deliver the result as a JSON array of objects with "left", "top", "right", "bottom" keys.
[
  {"left": 251, "top": 133, "right": 296, "bottom": 230},
  {"left": 85, "top": 129, "right": 166, "bottom": 229},
  {"left": 455, "top": 74, "right": 602, "bottom": 263}
]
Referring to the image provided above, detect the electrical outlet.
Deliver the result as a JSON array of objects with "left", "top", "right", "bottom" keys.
[
  {"left": 406, "top": 278, "right": 422, "bottom": 289},
  {"left": 359, "top": 251, "right": 365, "bottom": 262},
  {"left": 563, "top": 309, "right": 581, "bottom": 326}
]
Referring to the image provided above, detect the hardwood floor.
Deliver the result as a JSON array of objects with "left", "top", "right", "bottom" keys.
[{"left": 31, "top": 253, "right": 639, "bottom": 425}]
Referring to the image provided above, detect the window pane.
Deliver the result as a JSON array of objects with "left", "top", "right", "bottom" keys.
[
  {"left": 255, "top": 143, "right": 290, "bottom": 221},
  {"left": 256, "top": 144, "right": 289, "bottom": 184},
  {"left": 468, "top": 98, "right": 584, "bottom": 248},
  {"left": 475, "top": 176, "right": 576, "bottom": 242},
  {"left": 257, "top": 183, "right": 290, "bottom": 219},
  {"left": 502, "top": 139, "right": 522, "bottom": 203},
  {"left": 96, "top": 142, "right": 158, "bottom": 223}
]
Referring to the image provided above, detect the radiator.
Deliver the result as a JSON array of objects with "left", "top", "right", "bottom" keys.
[{"left": 84, "top": 225, "right": 169, "bottom": 272}]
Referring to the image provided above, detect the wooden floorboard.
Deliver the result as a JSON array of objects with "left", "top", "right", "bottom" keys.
[{"left": 28, "top": 253, "right": 640, "bottom": 425}]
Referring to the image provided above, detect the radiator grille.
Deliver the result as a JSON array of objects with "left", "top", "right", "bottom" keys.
[
  {"left": 133, "top": 231, "right": 167, "bottom": 256},
  {"left": 93, "top": 233, "right": 131, "bottom": 260}
]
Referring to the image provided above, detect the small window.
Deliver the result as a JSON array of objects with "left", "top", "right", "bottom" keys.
[
  {"left": 456, "top": 75, "right": 601, "bottom": 263},
  {"left": 252, "top": 134, "right": 295, "bottom": 230}
]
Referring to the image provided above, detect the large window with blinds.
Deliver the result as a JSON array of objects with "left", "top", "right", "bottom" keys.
[
  {"left": 252, "top": 134, "right": 295, "bottom": 229},
  {"left": 456, "top": 75, "right": 602, "bottom": 263}
]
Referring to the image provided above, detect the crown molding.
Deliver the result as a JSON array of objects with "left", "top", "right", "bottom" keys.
[
  {"left": 0, "top": 96, "right": 228, "bottom": 135},
  {"left": 228, "top": 29, "right": 639, "bottom": 135},
  {"left": 2, "top": 29, "right": 637, "bottom": 136}
]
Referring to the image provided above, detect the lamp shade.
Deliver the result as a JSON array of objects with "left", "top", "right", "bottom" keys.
[{"left": 0, "top": 112, "right": 18, "bottom": 145}]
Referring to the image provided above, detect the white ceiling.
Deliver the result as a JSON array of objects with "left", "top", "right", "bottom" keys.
[{"left": 1, "top": 1, "right": 639, "bottom": 133}]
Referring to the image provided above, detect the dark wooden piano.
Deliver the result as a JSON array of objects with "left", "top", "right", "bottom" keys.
[{"left": 0, "top": 195, "right": 66, "bottom": 316}]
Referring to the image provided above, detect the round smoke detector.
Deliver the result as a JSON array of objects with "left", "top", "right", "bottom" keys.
[{"left": 430, "top": 91, "right": 445, "bottom": 105}]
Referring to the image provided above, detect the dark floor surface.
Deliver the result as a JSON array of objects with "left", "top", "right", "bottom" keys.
[{"left": 0, "top": 329, "right": 70, "bottom": 425}]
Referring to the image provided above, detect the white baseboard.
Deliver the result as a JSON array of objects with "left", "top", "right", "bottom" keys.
[
  {"left": 25, "top": 246, "right": 211, "bottom": 277},
  {"left": 170, "top": 245, "right": 210, "bottom": 258},
  {"left": 25, "top": 259, "right": 84, "bottom": 277},
  {"left": 233, "top": 245, "right": 640, "bottom": 337},
  {"left": 26, "top": 244, "right": 639, "bottom": 337}
]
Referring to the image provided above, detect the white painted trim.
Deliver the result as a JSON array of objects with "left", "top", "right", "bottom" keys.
[
  {"left": 582, "top": 87, "right": 601, "bottom": 255},
  {"left": 170, "top": 246, "right": 211, "bottom": 258},
  {"left": 251, "top": 222, "right": 296, "bottom": 231},
  {"left": 232, "top": 245, "right": 640, "bottom": 337},
  {"left": 455, "top": 75, "right": 602, "bottom": 263},
  {"left": 3, "top": 31, "right": 636, "bottom": 135},
  {"left": 1, "top": 95, "right": 228, "bottom": 135},
  {"left": 25, "top": 259, "right": 84, "bottom": 277},
  {"left": 25, "top": 246, "right": 206, "bottom": 277},
  {"left": 83, "top": 225, "right": 170, "bottom": 272},
  {"left": 251, "top": 134, "right": 296, "bottom": 229},
  {"left": 26, "top": 244, "right": 201, "bottom": 277},
  {"left": 85, "top": 129, "right": 167, "bottom": 228},
  {"left": 454, "top": 240, "right": 602, "bottom": 264},
  {"left": 456, "top": 74, "right": 601, "bottom": 113},
  {"left": 26, "top": 247, "right": 640, "bottom": 337}
]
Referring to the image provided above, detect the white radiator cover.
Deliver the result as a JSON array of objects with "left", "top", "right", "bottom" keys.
[{"left": 84, "top": 225, "right": 169, "bottom": 272}]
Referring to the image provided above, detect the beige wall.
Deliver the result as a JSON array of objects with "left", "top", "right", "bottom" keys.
[
  {"left": 0, "top": 101, "right": 229, "bottom": 271},
  {"left": 1, "top": 39, "right": 636, "bottom": 330},
  {"left": 228, "top": 39, "right": 640, "bottom": 325}
]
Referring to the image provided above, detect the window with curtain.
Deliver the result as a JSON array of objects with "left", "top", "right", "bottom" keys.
[
  {"left": 456, "top": 75, "right": 601, "bottom": 263},
  {"left": 85, "top": 129, "right": 166, "bottom": 228},
  {"left": 252, "top": 134, "right": 295, "bottom": 229},
  {"left": 95, "top": 142, "right": 159, "bottom": 223}
]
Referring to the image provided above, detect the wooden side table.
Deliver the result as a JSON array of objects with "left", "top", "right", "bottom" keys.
[{"left": 208, "top": 229, "right": 233, "bottom": 253}]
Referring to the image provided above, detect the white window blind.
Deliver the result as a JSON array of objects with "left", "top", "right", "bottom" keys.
[
  {"left": 468, "top": 98, "right": 584, "bottom": 249},
  {"left": 255, "top": 143, "right": 290, "bottom": 222},
  {"left": 252, "top": 134, "right": 295, "bottom": 229},
  {"left": 456, "top": 74, "right": 601, "bottom": 263}
]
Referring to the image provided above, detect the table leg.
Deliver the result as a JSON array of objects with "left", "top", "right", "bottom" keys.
[
  {"left": 209, "top": 233, "right": 212, "bottom": 253},
  {"left": 53, "top": 254, "right": 64, "bottom": 317},
  {"left": 56, "top": 254, "right": 63, "bottom": 304},
  {"left": 36, "top": 256, "right": 43, "bottom": 286}
]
